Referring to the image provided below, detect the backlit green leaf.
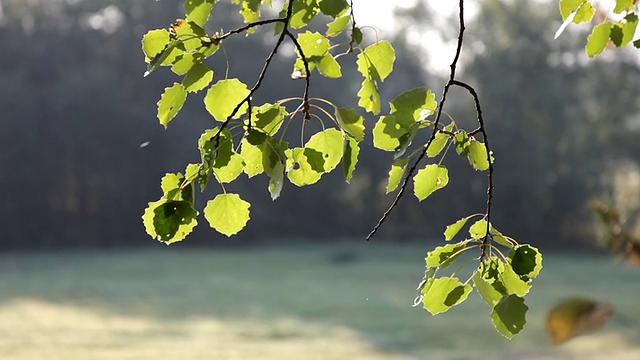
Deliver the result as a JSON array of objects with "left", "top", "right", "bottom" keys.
[
  {"left": 421, "top": 277, "right": 472, "bottom": 315},
  {"left": 474, "top": 269, "right": 503, "bottom": 307},
  {"left": 326, "top": 15, "right": 350, "bottom": 37},
  {"left": 469, "top": 218, "right": 489, "bottom": 239},
  {"left": 467, "top": 138, "right": 490, "bottom": 171},
  {"left": 286, "top": 147, "right": 324, "bottom": 186},
  {"left": 343, "top": 136, "right": 359, "bottom": 183},
  {"left": 427, "top": 132, "right": 450, "bottom": 157},
  {"left": 491, "top": 295, "right": 528, "bottom": 339},
  {"left": 389, "top": 88, "right": 437, "bottom": 122},
  {"left": 509, "top": 245, "right": 543, "bottom": 282},
  {"left": 252, "top": 103, "right": 287, "bottom": 135},
  {"left": 386, "top": 157, "right": 409, "bottom": 193},
  {"left": 500, "top": 263, "right": 531, "bottom": 297},
  {"left": 298, "top": 31, "right": 330, "bottom": 57},
  {"left": 614, "top": 0, "right": 636, "bottom": 13},
  {"left": 454, "top": 131, "right": 470, "bottom": 155},
  {"left": 240, "top": 137, "right": 265, "bottom": 177},
  {"left": 426, "top": 243, "right": 467, "bottom": 267},
  {"left": 185, "top": 0, "right": 215, "bottom": 27},
  {"left": 289, "top": 0, "right": 320, "bottom": 29},
  {"left": 317, "top": 54, "right": 342, "bottom": 78},
  {"left": 204, "top": 78, "right": 250, "bottom": 121},
  {"left": 183, "top": 63, "right": 213, "bottom": 92},
  {"left": 373, "top": 116, "right": 407, "bottom": 151},
  {"left": 357, "top": 79, "right": 380, "bottom": 114},
  {"left": 157, "top": 83, "right": 187, "bottom": 128},
  {"left": 336, "top": 108, "right": 365, "bottom": 141},
  {"left": 356, "top": 41, "right": 395, "bottom": 82},
  {"left": 305, "top": 128, "right": 344, "bottom": 172},
  {"left": 204, "top": 193, "right": 251, "bottom": 236},
  {"left": 559, "top": 0, "right": 584, "bottom": 19},
  {"left": 413, "top": 164, "right": 449, "bottom": 201},
  {"left": 142, "top": 29, "right": 171, "bottom": 60},
  {"left": 319, "top": 0, "right": 348, "bottom": 17},
  {"left": 444, "top": 215, "right": 473, "bottom": 241},
  {"left": 151, "top": 200, "right": 198, "bottom": 243},
  {"left": 263, "top": 137, "right": 288, "bottom": 200},
  {"left": 573, "top": 2, "right": 595, "bottom": 23},
  {"left": 586, "top": 22, "right": 612, "bottom": 57}
]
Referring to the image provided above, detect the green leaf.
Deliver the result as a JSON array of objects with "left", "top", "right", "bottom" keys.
[
  {"left": 356, "top": 40, "right": 395, "bottom": 82},
  {"left": 373, "top": 116, "right": 407, "bottom": 151},
  {"left": 183, "top": 63, "right": 214, "bottom": 93},
  {"left": 185, "top": 0, "right": 215, "bottom": 27},
  {"left": 389, "top": 88, "right": 437, "bottom": 121},
  {"left": 142, "top": 29, "right": 171, "bottom": 60},
  {"left": 171, "top": 52, "right": 201, "bottom": 75},
  {"left": 634, "top": 39, "right": 640, "bottom": 48},
  {"left": 559, "top": 0, "right": 585, "bottom": 19},
  {"left": 573, "top": 2, "right": 595, "bottom": 23},
  {"left": 157, "top": 83, "right": 187, "bottom": 128},
  {"left": 489, "top": 226, "right": 514, "bottom": 248},
  {"left": 614, "top": 0, "right": 636, "bottom": 13},
  {"left": 621, "top": 14, "right": 638, "bottom": 46},
  {"left": 298, "top": 31, "right": 330, "bottom": 57},
  {"left": 252, "top": 103, "right": 287, "bottom": 135},
  {"left": 317, "top": 54, "right": 342, "bottom": 78},
  {"left": 204, "top": 193, "right": 251, "bottom": 236},
  {"left": 204, "top": 79, "right": 250, "bottom": 121},
  {"left": 413, "top": 164, "right": 449, "bottom": 201},
  {"left": 160, "top": 173, "right": 193, "bottom": 203},
  {"left": 237, "top": 0, "right": 263, "bottom": 26},
  {"left": 426, "top": 243, "right": 467, "bottom": 267},
  {"left": 508, "top": 245, "right": 543, "bottom": 282},
  {"left": 305, "top": 128, "right": 344, "bottom": 172},
  {"left": 286, "top": 147, "right": 324, "bottom": 186},
  {"left": 467, "top": 138, "right": 490, "bottom": 171},
  {"left": 352, "top": 27, "right": 363, "bottom": 44},
  {"left": 150, "top": 200, "right": 198, "bottom": 243},
  {"left": 210, "top": 129, "right": 245, "bottom": 183},
  {"left": 500, "top": 263, "right": 531, "bottom": 297},
  {"left": 421, "top": 277, "right": 472, "bottom": 315},
  {"left": 240, "top": 136, "right": 265, "bottom": 177},
  {"left": 427, "top": 132, "right": 450, "bottom": 158},
  {"left": 171, "top": 19, "right": 207, "bottom": 51},
  {"left": 336, "top": 108, "right": 365, "bottom": 141},
  {"left": 289, "top": 0, "right": 320, "bottom": 29},
  {"left": 262, "top": 137, "right": 288, "bottom": 200},
  {"left": 343, "top": 136, "right": 359, "bottom": 183},
  {"left": 326, "top": 15, "right": 350, "bottom": 37},
  {"left": 386, "top": 157, "right": 409, "bottom": 193},
  {"left": 586, "top": 22, "right": 612, "bottom": 57},
  {"left": 394, "top": 123, "right": 419, "bottom": 160},
  {"left": 444, "top": 215, "right": 473, "bottom": 241},
  {"left": 198, "top": 127, "right": 220, "bottom": 160},
  {"left": 491, "top": 295, "right": 528, "bottom": 339},
  {"left": 473, "top": 269, "right": 503, "bottom": 307},
  {"left": 357, "top": 79, "right": 380, "bottom": 114},
  {"left": 454, "top": 131, "right": 470, "bottom": 155},
  {"left": 469, "top": 218, "right": 489, "bottom": 239},
  {"left": 319, "top": 0, "right": 349, "bottom": 17}
]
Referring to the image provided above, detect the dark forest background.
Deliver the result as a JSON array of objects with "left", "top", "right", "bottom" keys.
[{"left": 1, "top": 0, "right": 639, "bottom": 250}]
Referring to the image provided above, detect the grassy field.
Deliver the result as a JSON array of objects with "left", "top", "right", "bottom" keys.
[{"left": 0, "top": 242, "right": 639, "bottom": 359}]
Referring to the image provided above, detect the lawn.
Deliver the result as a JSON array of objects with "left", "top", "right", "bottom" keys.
[{"left": 0, "top": 242, "right": 638, "bottom": 359}]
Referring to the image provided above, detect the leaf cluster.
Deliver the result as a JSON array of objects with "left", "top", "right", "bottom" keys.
[{"left": 556, "top": 0, "right": 640, "bottom": 56}]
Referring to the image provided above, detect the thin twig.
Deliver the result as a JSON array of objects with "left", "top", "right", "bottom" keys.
[{"left": 366, "top": 0, "right": 467, "bottom": 240}]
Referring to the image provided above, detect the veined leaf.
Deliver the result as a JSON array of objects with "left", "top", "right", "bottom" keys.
[
  {"left": 319, "top": 0, "right": 349, "bottom": 17},
  {"left": 413, "top": 164, "right": 449, "bottom": 201},
  {"left": 252, "top": 103, "right": 287, "bottom": 135},
  {"left": 185, "top": 0, "right": 216, "bottom": 28},
  {"left": 421, "top": 277, "right": 473, "bottom": 315},
  {"left": 305, "top": 128, "right": 344, "bottom": 172},
  {"left": 204, "top": 78, "right": 250, "bottom": 121},
  {"left": 326, "top": 15, "right": 350, "bottom": 37},
  {"left": 357, "top": 79, "right": 380, "bottom": 114},
  {"left": 183, "top": 63, "right": 213, "bottom": 93},
  {"left": 356, "top": 40, "right": 395, "bottom": 82},
  {"left": 343, "top": 136, "right": 359, "bottom": 183},
  {"left": 508, "top": 245, "right": 543, "bottom": 282},
  {"left": 286, "top": 147, "right": 324, "bottom": 186},
  {"left": 386, "top": 157, "right": 409, "bottom": 193},
  {"left": 491, "top": 295, "right": 528, "bottom": 339},
  {"left": 586, "top": 22, "right": 612, "bottom": 57},
  {"left": 336, "top": 108, "right": 365, "bottom": 141},
  {"left": 157, "top": 83, "right": 187, "bottom": 128},
  {"left": 444, "top": 215, "right": 473, "bottom": 241},
  {"left": 204, "top": 193, "right": 251, "bottom": 236},
  {"left": 425, "top": 242, "right": 467, "bottom": 267}
]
